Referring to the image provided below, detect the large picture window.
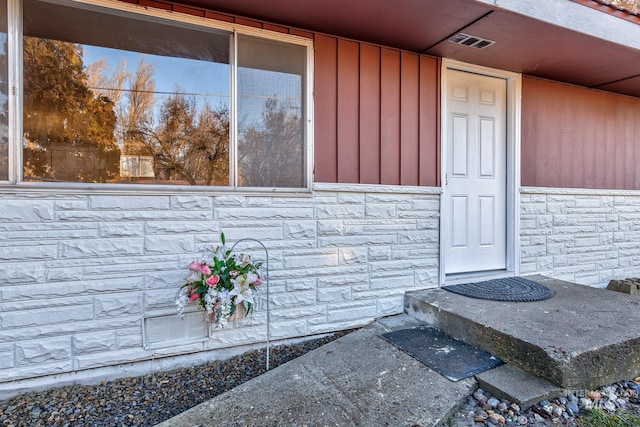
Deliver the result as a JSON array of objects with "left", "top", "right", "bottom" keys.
[{"left": 13, "top": 0, "right": 309, "bottom": 190}]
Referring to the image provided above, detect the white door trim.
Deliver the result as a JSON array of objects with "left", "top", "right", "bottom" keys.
[{"left": 439, "top": 59, "right": 522, "bottom": 285}]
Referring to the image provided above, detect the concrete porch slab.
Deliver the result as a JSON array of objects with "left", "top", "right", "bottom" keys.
[{"left": 405, "top": 275, "right": 640, "bottom": 390}]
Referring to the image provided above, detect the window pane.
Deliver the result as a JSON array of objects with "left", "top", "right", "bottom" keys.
[
  {"left": 23, "top": 0, "right": 230, "bottom": 185},
  {"left": 0, "top": 0, "right": 7, "bottom": 181},
  {"left": 237, "top": 35, "right": 306, "bottom": 188}
]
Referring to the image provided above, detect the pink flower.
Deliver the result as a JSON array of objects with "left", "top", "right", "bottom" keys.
[
  {"left": 206, "top": 275, "right": 220, "bottom": 287},
  {"left": 188, "top": 261, "right": 201, "bottom": 271},
  {"left": 254, "top": 277, "right": 263, "bottom": 286},
  {"left": 189, "top": 293, "right": 200, "bottom": 302},
  {"left": 189, "top": 261, "right": 212, "bottom": 275}
]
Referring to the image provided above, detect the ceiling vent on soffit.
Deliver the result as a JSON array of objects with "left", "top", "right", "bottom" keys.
[{"left": 449, "top": 33, "right": 495, "bottom": 49}]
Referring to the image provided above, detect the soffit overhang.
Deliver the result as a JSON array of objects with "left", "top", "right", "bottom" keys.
[{"left": 172, "top": 0, "right": 640, "bottom": 98}]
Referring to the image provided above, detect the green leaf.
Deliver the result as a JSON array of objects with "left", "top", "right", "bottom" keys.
[{"left": 220, "top": 232, "right": 226, "bottom": 245}]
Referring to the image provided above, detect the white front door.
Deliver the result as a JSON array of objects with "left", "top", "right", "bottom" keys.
[{"left": 444, "top": 69, "right": 507, "bottom": 274}]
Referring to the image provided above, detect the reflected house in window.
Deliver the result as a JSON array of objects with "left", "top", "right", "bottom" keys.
[
  {"left": 120, "top": 127, "right": 155, "bottom": 179},
  {"left": 120, "top": 155, "right": 155, "bottom": 179}
]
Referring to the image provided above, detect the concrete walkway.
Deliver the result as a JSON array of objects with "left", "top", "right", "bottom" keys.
[{"left": 157, "top": 315, "right": 475, "bottom": 427}]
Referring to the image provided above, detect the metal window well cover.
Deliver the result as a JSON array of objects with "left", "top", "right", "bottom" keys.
[{"left": 381, "top": 325, "right": 503, "bottom": 381}]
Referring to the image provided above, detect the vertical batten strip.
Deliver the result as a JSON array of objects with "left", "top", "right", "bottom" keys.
[
  {"left": 418, "top": 56, "right": 439, "bottom": 187},
  {"left": 400, "top": 52, "right": 420, "bottom": 186},
  {"left": 313, "top": 35, "right": 338, "bottom": 183},
  {"left": 359, "top": 44, "right": 381, "bottom": 184},
  {"left": 380, "top": 48, "right": 401, "bottom": 185},
  {"left": 336, "top": 39, "right": 360, "bottom": 183}
]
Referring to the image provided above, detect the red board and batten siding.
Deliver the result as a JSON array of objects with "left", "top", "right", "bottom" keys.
[
  {"left": 522, "top": 76, "right": 640, "bottom": 190},
  {"left": 314, "top": 34, "right": 440, "bottom": 187}
]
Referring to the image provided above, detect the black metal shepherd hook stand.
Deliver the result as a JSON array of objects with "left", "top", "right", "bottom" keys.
[{"left": 229, "top": 238, "right": 271, "bottom": 370}]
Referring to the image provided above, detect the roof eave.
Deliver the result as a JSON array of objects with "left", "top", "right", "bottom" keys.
[{"left": 475, "top": 0, "right": 640, "bottom": 50}]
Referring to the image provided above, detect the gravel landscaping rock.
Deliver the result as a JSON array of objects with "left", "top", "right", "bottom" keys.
[
  {"left": 450, "top": 379, "right": 640, "bottom": 426},
  {"left": 0, "top": 331, "right": 351, "bottom": 427}
]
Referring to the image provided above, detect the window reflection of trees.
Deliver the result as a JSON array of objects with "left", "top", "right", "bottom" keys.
[
  {"left": 22, "top": 37, "right": 230, "bottom": 185},
  {"left": 22, "top": 37, "right": 120, "bottom": 183},
  {"left": 143, "top": 95, "right": 229, "bottom": 186},
  {"left": 238, "top": 98, "right": 303, "bottom": 188},
  {"left": 17, "top": 0, "right": 310, "bottom": 188}
]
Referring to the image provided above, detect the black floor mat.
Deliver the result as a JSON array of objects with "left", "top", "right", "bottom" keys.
[
  {"left": 381, "top": 325, "right": 503, "bottom": 381},
  {"left": 442, "top": 276, "right": 554, "bottom": 302}
]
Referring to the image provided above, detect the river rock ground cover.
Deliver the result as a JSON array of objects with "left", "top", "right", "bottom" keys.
[{"left": 0, "top": 331, "right": 352, "bottom": 427}]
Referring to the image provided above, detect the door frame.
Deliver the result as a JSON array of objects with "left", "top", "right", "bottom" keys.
[{"left": 439, "top": 59, "right": 522, "bottom": 284}]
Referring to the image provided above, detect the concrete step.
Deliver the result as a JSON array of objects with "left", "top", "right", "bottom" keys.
[
  {"left": 404, "top": 275, "right": 640, "bottom": 390},
  {"left": 476, "top": 364, "right": 563, "bottom": 408}
]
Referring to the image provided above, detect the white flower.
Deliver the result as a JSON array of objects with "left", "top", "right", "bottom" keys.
[
  {"left": 233, "top": 253, "right": 251, "bottom": 268},
  {"left": 229, "top": 275, "right": 255, "bottom": 306},
  {"left": 245, "top": 271, "right": 260, "bottom": 286},
  {"left": 218, "top": 288, "right": 231, "bottom": 301},
  {"left": 175, "top": 288, "right": 190, "bottom": 318},
  {"left": 201, "top": 249, "right": 215, "bottom": 265},
  {"left": 204, "top": 289, "right": 219, "bottom": 314},
  {"left": 216, "top": 291, "right": 233, "bottom": 329},
  {"left": 214, "top": 245, "right": 228, "bottom": 262}
]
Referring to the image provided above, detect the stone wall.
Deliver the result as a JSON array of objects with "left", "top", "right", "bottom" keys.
[
  {"left": 520, "top": 188, "right": 640, "bottom": 286},
  {"left": 0, "top": 183, "right": 440, "bottom": 393},
  {"left": 12, "top": 184, "right": 637, "bottom": 394}
]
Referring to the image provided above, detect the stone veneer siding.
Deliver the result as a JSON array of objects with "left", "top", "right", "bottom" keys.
[
  {"left": 520, "top": 187, "right": 640, "bottom": 286},
  {"left": 0, "top": 183, "right": 440, "bottom": 395}
]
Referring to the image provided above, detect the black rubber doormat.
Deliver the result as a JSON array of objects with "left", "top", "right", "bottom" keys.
[
  {"left": 442, "top": 276, "right": 555, "bottom": 302},
  {"left": 381, "top": 325, "right": 503, "bottom": 381}
]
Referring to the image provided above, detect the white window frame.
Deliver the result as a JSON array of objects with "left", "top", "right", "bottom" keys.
[{"left": 3, "top": 0, "right": 314, "bottom": 195}]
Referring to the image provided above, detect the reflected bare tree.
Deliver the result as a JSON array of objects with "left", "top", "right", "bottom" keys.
[
  {"left": 89, "top": 57, "right": 155, "bottom": 157},
  {"left": 120, "top": 59, "right": 155, "bottom": 158},
  {"left": 88, "top": 58, "right": 229, "bottom": 185},
  {"left": 142, "top": 94, "right": 229, "bottom": 185},
  {"left": 27, "top": 41, "right": 231, "bottom": 186},
  {"left": 238, "top": 98, "right": 303, "bottom": 188}
]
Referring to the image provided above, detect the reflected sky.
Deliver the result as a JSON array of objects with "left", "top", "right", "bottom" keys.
[
  {"left": 80, "top": 44, "right": 303, "bottom": 129},
  {"left": 82, "top": 44, "right": 230, "bottom": 113}
]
